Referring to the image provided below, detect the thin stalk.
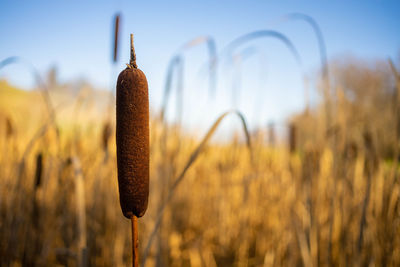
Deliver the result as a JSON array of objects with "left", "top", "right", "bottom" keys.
[
  {"left": 279, "top": 13, "right": 330, "bottom": 116},
  {"left": 180, "top": 35, "right": 217, "bottom": 97},
  {"left": 280, "top": 13, "right": 329, "bottom": 84},
  {"left": 388, "top": 58, "right": 400, "bottom": 166},
  {"left": 222, "top": 30, "right": 307, "bottom": 113},
  {"left": 72, "top": 157, "right": 87, "bottom": 267},
  {"left": 132, "top": 216, "right": 139, "bottom": 267}
]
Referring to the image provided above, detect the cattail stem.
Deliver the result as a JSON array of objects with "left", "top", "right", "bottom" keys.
[
  {"left": 130, "top": 34, "right": 137, "bottom": 68},
  {"left": 131, "top": 216, "right": 139, "bottom": 267}
]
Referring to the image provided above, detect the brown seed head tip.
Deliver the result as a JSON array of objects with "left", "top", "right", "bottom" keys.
[{"left": 116, "top": 60, "right": 149, "bottom": 219}]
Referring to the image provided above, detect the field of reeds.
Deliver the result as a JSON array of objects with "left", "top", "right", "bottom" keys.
[{"left": 0, "top": 15, "right": 399, "bottom": 267}]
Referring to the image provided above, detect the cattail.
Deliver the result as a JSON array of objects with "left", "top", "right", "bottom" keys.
[
  {"left": 101, "top": 121, "right": 112, "bottom": 152},
  {"left": 34, "top": 153, "right": 43, "bottom": 189},
  {"left": 113, "top": 14, "right": 121, "bottom": 63},
  {"left": 5, "top": 116, "right": 14, "bottom": 138},
  {"left": 289, "top": 122, "right": 297, "bottom": 153},
  {"left": 344, "top": 141, "right": 358, "bottom": 161},
  {"left": 33, "top": 152, "right": 43, "bottom": 242},
  {"left": 116, "top": 34, "right": 149, "bottom": 219}
]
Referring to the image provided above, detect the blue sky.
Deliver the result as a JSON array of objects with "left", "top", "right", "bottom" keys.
[{"left": 0, "top": 0, "right": 399, "bottom": 131}]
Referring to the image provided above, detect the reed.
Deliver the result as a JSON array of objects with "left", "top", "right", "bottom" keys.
[
  {"left": 116, "top": 34, "right": 149, "bottom": 219},
  {"left": 101, "top": 121, "right": 112, "bottom": 160},
  {"left": 72, "top": 156, "right": 88, "bottom": 267},
  {"left": 116, "top": 34, "right": 149, "bottom": 267},
  {"left": 34, "top": 152, "right": 43, "bottom": 189},
  {"left": 112, "top": 14, "right": 121, "bottom": 63},
  {"left": 289, "top": 122, "right": 297, "bottom": 153}
]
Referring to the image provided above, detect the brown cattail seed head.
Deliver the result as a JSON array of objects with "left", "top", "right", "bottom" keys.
[
  {"left": 289, "top": 122, "right": 297, "bottom": 153},
  {"left": 102, "top": 121, "right": 112, "bottom": 152},
  {"left": 5, "top": 116, "right": 13, "bottom": 138},
  {"left": 34, "top": 153, "right": 43, "bottom": 189},
  {"left": 116, "top": 35, "right": 149, "bottom": 218}
]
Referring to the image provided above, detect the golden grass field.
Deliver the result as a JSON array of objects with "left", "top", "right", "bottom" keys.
[{"left": 0, "top": 55, "right": 399, "bottom": 267}]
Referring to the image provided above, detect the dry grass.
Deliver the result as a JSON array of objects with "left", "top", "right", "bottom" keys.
[{"left": 0, "top": 51, "right": 399, "bottom": 267}]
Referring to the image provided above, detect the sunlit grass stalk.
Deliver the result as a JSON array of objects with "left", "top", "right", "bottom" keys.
[
  {"left": 388, "top": 58, "right": 400, "bottom": 165},
  {"left": 142, "top": 110, "right": 253, "bottom": 266},
  {"left": 72, "top": 157, "right": 87, "bottom": 267}
]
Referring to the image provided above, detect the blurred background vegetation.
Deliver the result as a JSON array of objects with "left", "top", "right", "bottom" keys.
[{"left": 1, "top": 0, "right": 400, "bottom": 266}]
